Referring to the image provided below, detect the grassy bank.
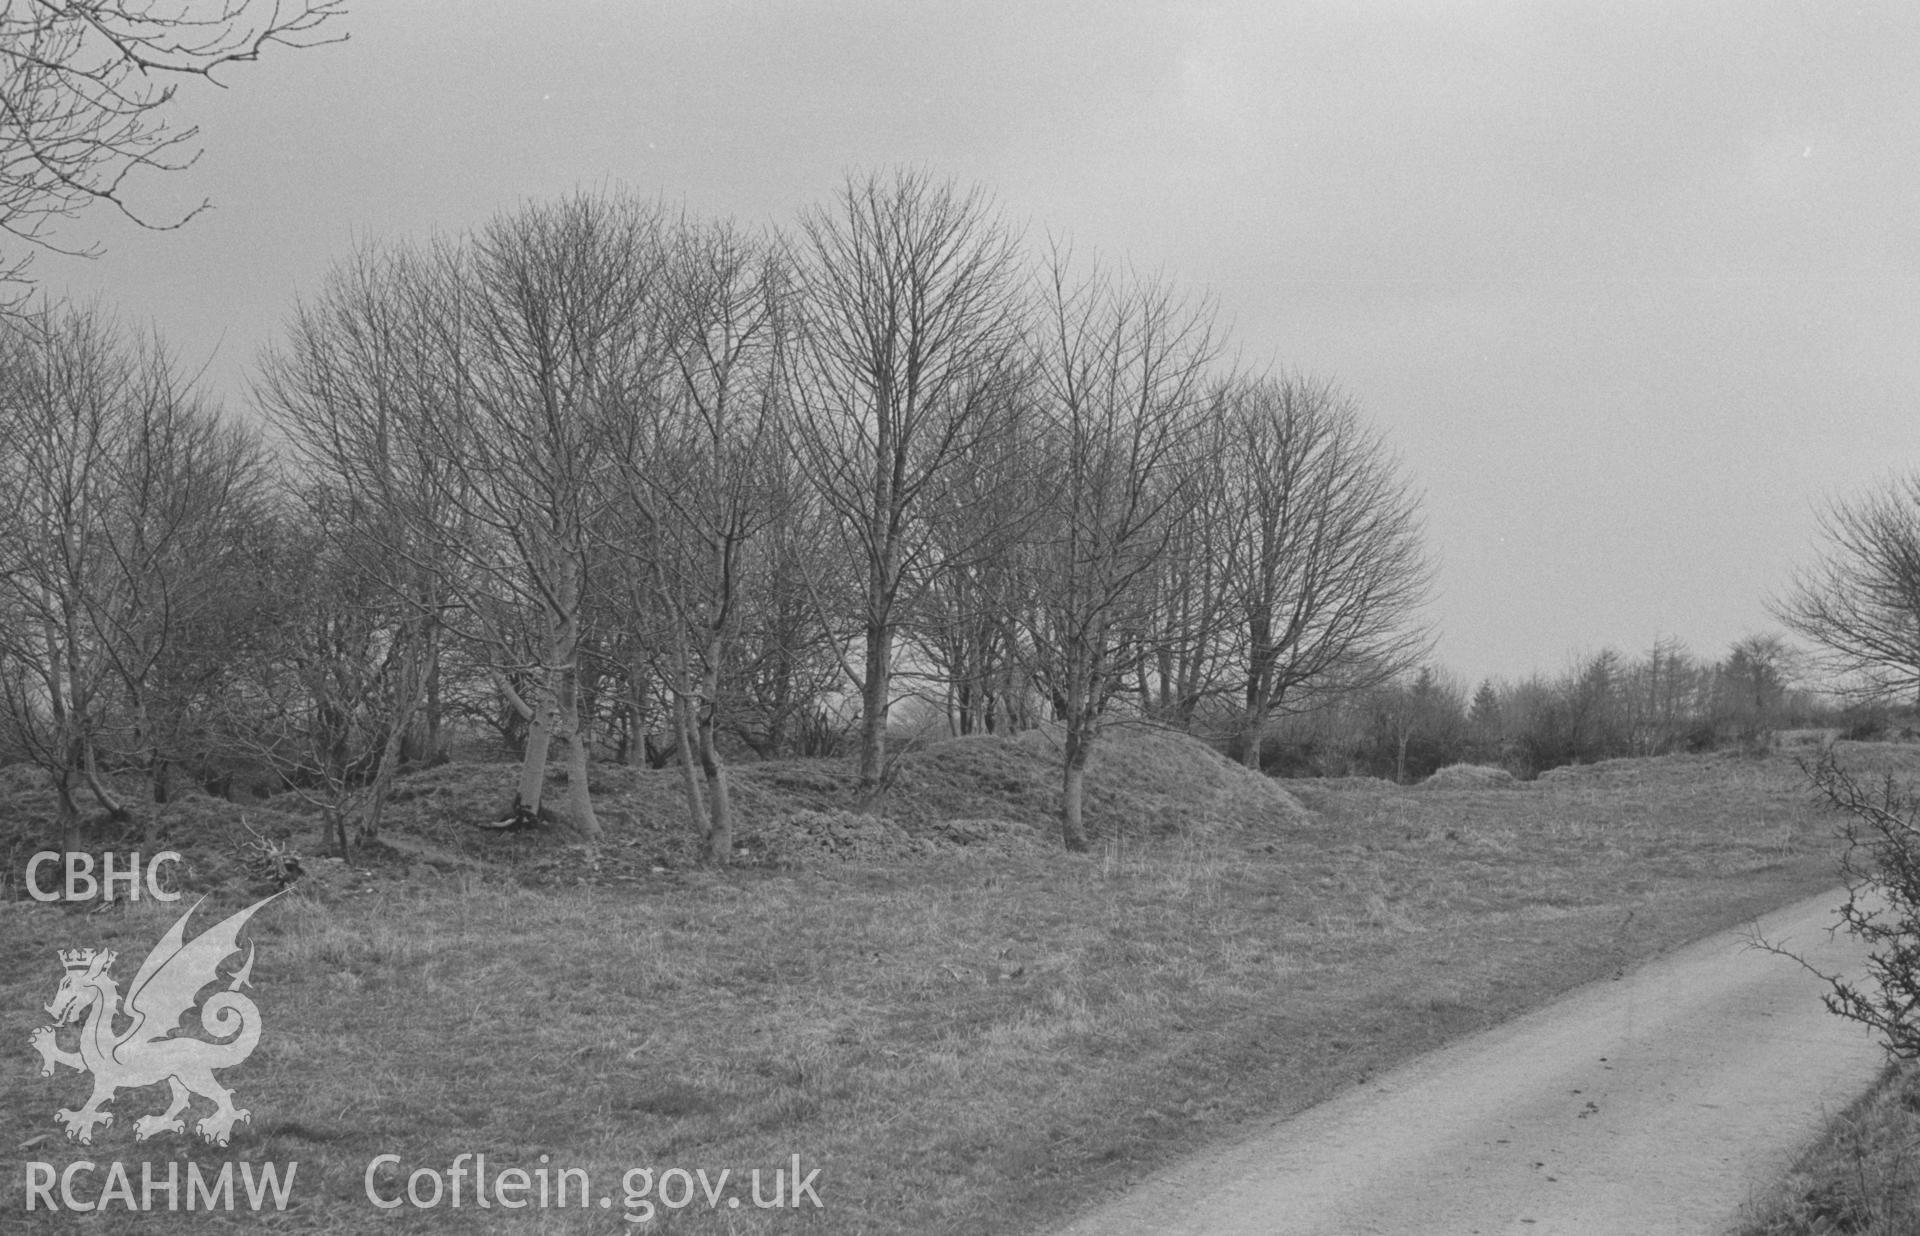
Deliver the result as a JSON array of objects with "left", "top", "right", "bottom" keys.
[
  {"left": 0, "top": 736, "right": 1884, "bottom": 1233},
  {"left": 1736, "top": 1061, "right": 1920, "bottom": 1235},
  {"left": 1732, "top": 740, "right": 1920, "bottom": 1236}
]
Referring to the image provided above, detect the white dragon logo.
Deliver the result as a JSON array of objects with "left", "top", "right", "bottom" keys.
[{"left": 28, "top": 892, "right": 280, "bottom": 1147}]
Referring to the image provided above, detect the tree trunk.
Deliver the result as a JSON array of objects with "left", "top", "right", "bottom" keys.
[
  {"left": 423, "top": 639, "right": 443, "bottom": 763},
  {"left": 858, "top": 623, "right": 892, "bottom": 788},
  {"left": 558, "top": 664, "right": 601, "bottom": 840},
  {"left": 697, "top": 635, "right": 734, "bottom": 863},
  {"left": 1003, "top": 656, "right": 1028, "bottom": 732},
  {"left": 56, "top": 776, "right": 82, "bottom": 855},
  {"left": 1240, "top": 703, "right": 1268, "bottom": 770},
  {"left": 79, "top": 737, "right": 123, "bottom": 818},
  {"left": 368, "top": 684, "right": 406, "bottom": 844},
  {"left": 64, "top": 639, "right": 123, "bottom": 820},
  {"left": 131, "top": 693, "right": 162, "bottom": 802},
  {"left": 400, "top": 644, "right": 444, "bottom": 768},
  {"left": 697, "top": 716, "right": 733, "bottom": 863},
  {"left": 624, "top": 658, "right": 650, "bottom": 766},
  {"left": 363, "top": 638, "right": 433, "bottom": 842},
  {"left": 673, "top": 690, "right": 706, "bottom": 835},
  {"left": 1061, "top": 723, "right": 1092, "bottom": 852},
  {"left": 500, "top": 693, "right": 528, "bottom": 757},
  {"left": 44, "top": 623, "right": 82, "bottom": 852},
  {"left": 514, "top": 665, "right": 557, "bottom": 816}
]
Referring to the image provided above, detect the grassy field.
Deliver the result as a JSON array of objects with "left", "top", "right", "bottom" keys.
[{"left": 0, "top": 732, "right": 1891, "bottom": 1233}]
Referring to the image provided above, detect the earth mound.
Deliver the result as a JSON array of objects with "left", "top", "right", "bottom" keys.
[
  {"left": 0, "top": 724, "right": 1317, "bottom": 892},
  {"left": 1422, "top": 763, "right": 1517, "bottom": 789}
]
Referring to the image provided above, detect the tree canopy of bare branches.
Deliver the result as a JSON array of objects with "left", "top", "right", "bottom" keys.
[
  {"left": 788, "top": 167, "right": 1027, "bottom": 789},
  {"left": 0, "top": 0, "right": 344, "bottom": 300},
  {"left": 440, "top": 194, "right": 670, "bottom": 840},
  {"left": 0, "top": 300, "right": 267, "bottom": 845},
  {"left": 1, "top": 166, "right": 1453, "bottom": 859},
  {"left": 259, "top": 191, "right": 673, "bottom": 844},
  {"left": 1777, "top": 473, "right": 1920, "bottom": 703},
  {"left": 611, "top": 215, "right": 789, "bottom": 861},
  {"left": 255, "top": 239, "right": 465, "bottom": 846},
  {"left": 1212, "top": 374, "right": 1432, "bottom": 764},
  {"left": 1023, "top": 249, "right": 1217, "bottom": 849}
]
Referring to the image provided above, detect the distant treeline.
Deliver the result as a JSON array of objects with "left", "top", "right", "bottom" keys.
[{"left": 1249, "top": 636, "right": 1864, "bottom": 783}]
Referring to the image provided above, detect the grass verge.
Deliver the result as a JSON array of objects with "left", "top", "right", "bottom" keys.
[
  {"left": 0, "top": 738, "right": 1888, "bottom": 1233},
  {"left": 1736, "top": 1061, "right": 1920, "bottom": 1235}
]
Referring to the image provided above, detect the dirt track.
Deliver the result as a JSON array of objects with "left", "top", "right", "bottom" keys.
[{"left": 1053, "top": 888, "right": 1883, "bottom": 1236}]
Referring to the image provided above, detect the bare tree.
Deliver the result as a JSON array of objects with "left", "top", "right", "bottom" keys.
[
  {"left": 1713, "top": 633, "right": 1797, "bottom": 746},
  {"left": 1366, "top": 665, "right": 1465, "bottom": 783},
  {"left": 912, "top": 362, "right": 1039, "bottom": 737},
  {"left": 257, "top": 240, "right": 464, "bottom": 845},
  {"left": 1023, "top": 249, "right": 1217, "bottom": 850},
  {"left": 1212, "top": 375, "right": 1432, "bottom": 767},
  {"left": 724, "top": 476, "right": 851, "bottom": 757},
  {"left": 607, "top": 216, "right": 788, "bottom": 861},
  {"left": 220, "top": 486, "right": 398, "bottom": 859},
  {"left": 787, "top": 168, "right": 1027, "bottom": 789},
  {"left": 262, "top": 200, "right": 669, "bottom": 843},
  {"left": 87, "top": 362, "right": 270, "bottom": 807},
  {"left": 427, "top": 192, "right": 668, "bottom": 840},
  {"left": 1777, "top": 474, "right": 1920, "bottom": 703},
  {"left": 1618, "top": 636, "right": 1703, "bottom": 756},
  {"left": 0, "top": 301, "right": 260, "bottom": 844},
  {"left": 1772, "top": 752, "right": 1920, "bottom": 1059},
  {"left": 0, "top": 305, "right": 135, "bottom": 841},
  {"left": 1139, "top": 389, "right": 1242, "bottom": 727},
  {"left": 0, "top": 0, "right": 344, "bottom": 299}
]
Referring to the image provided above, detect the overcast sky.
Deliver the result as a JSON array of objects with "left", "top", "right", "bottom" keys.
[{"left": 40, "top": 1, "right": 1920, "bottom": 688}]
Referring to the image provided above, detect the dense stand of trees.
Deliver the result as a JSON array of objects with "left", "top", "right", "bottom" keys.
[
  {"left": 0, "top": 306, "right": 272, "bottom": 848},
  {"left": 0, "top": 171, "right": 1435, "bottom": 853}
]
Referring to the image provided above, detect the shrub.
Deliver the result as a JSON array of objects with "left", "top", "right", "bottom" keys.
[{"left": 1797, "top": 750, "right": 1920, "bottom": 1057}]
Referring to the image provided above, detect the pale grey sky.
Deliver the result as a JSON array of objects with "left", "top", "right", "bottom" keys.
[{"left": 41, "top": 1, "right": 1920, "bottom": 687}]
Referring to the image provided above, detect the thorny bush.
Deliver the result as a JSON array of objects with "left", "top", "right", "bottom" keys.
[{"left": 1801, "top": 749, "right": 1920, "bottom": 1057}]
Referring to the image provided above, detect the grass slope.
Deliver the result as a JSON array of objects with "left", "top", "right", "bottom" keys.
[
  {"left": 1736, "top": 1061, "right": 1920, "bottom": 1236},
  {"left": 0, "top": 736, "right": 1886, "bottom": 1234},
  {"left": 1732, "top": 740, "right": 1920, "bottom": 1236},
  {"left": 367, "top": 720, "right": 1313, "bottom": 873}
]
